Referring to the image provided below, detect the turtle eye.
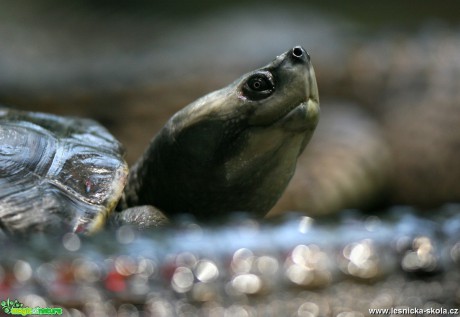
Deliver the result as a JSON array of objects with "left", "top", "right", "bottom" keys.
[
  {"left": 248, "top": 76, "right": 270, "bottom": 91},
  {"left": 243, "top": 72, "right": 274, "bottom": 100}
]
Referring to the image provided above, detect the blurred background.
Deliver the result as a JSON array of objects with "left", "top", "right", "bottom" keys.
[{"left": 1, "top": 0, "right": 460, "bottom": 215}]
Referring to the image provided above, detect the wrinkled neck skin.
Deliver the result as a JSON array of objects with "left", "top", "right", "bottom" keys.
[{"left": 124, "top": 48, "right": 319, "bottom": 221}]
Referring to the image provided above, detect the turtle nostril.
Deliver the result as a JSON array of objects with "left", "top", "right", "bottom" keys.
[
  {"left": 292, "top": 46, "right": 304, "bottom": 58},
  {"left": 291, "top": 46, "right": 310, "bottom": 63}
]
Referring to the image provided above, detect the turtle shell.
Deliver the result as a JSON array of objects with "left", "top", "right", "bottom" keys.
[{"left": 0, "top": 108, "right": 128, "bottom": 234}]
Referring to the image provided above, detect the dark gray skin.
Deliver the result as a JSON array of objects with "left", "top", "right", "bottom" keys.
[{"left": 122, "top": 46, "right": 319, "bottom": 221}]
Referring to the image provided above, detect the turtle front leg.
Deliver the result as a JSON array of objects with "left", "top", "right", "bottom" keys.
[{"left": 111, "top": 206, "right": 169, "bottom": 230}]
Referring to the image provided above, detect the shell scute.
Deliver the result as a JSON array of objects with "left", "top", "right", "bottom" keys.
[{"left": 0, "top": 109, "right": 128, "bottom": 234}]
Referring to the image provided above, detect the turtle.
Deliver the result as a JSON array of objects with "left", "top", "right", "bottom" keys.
[{"left": 0, "top": 46, "right": 319, "bottom": 235}]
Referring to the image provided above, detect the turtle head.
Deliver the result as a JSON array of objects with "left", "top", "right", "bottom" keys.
[{"left": 129, "top": 46, "right": 320, "bottom": 219}]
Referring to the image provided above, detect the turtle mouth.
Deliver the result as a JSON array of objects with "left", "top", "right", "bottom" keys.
[
  {"left": 276, "top": 96, "right": 319, "bottom": 132},
  {"left": 277, "top": 63, "right": 319, "bottom": 132},
  {"left": 283, "top": 97, "right": 306, "bottom": 119},
  {"left": 275, "top": 65, "right": 319, "bottom": 130}
]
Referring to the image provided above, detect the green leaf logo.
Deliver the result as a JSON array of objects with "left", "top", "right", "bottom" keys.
[{"left": 1, "top": 298, "right": 24, "bottom": 314}]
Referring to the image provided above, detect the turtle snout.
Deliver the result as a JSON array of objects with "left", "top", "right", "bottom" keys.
[{"left": 291, "top": 46, "right": 310, "bottom": 63}]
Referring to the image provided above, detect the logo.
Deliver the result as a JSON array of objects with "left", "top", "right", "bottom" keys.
[{"left": 1, "top": 299, "right": 62, "bottom": 316}]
